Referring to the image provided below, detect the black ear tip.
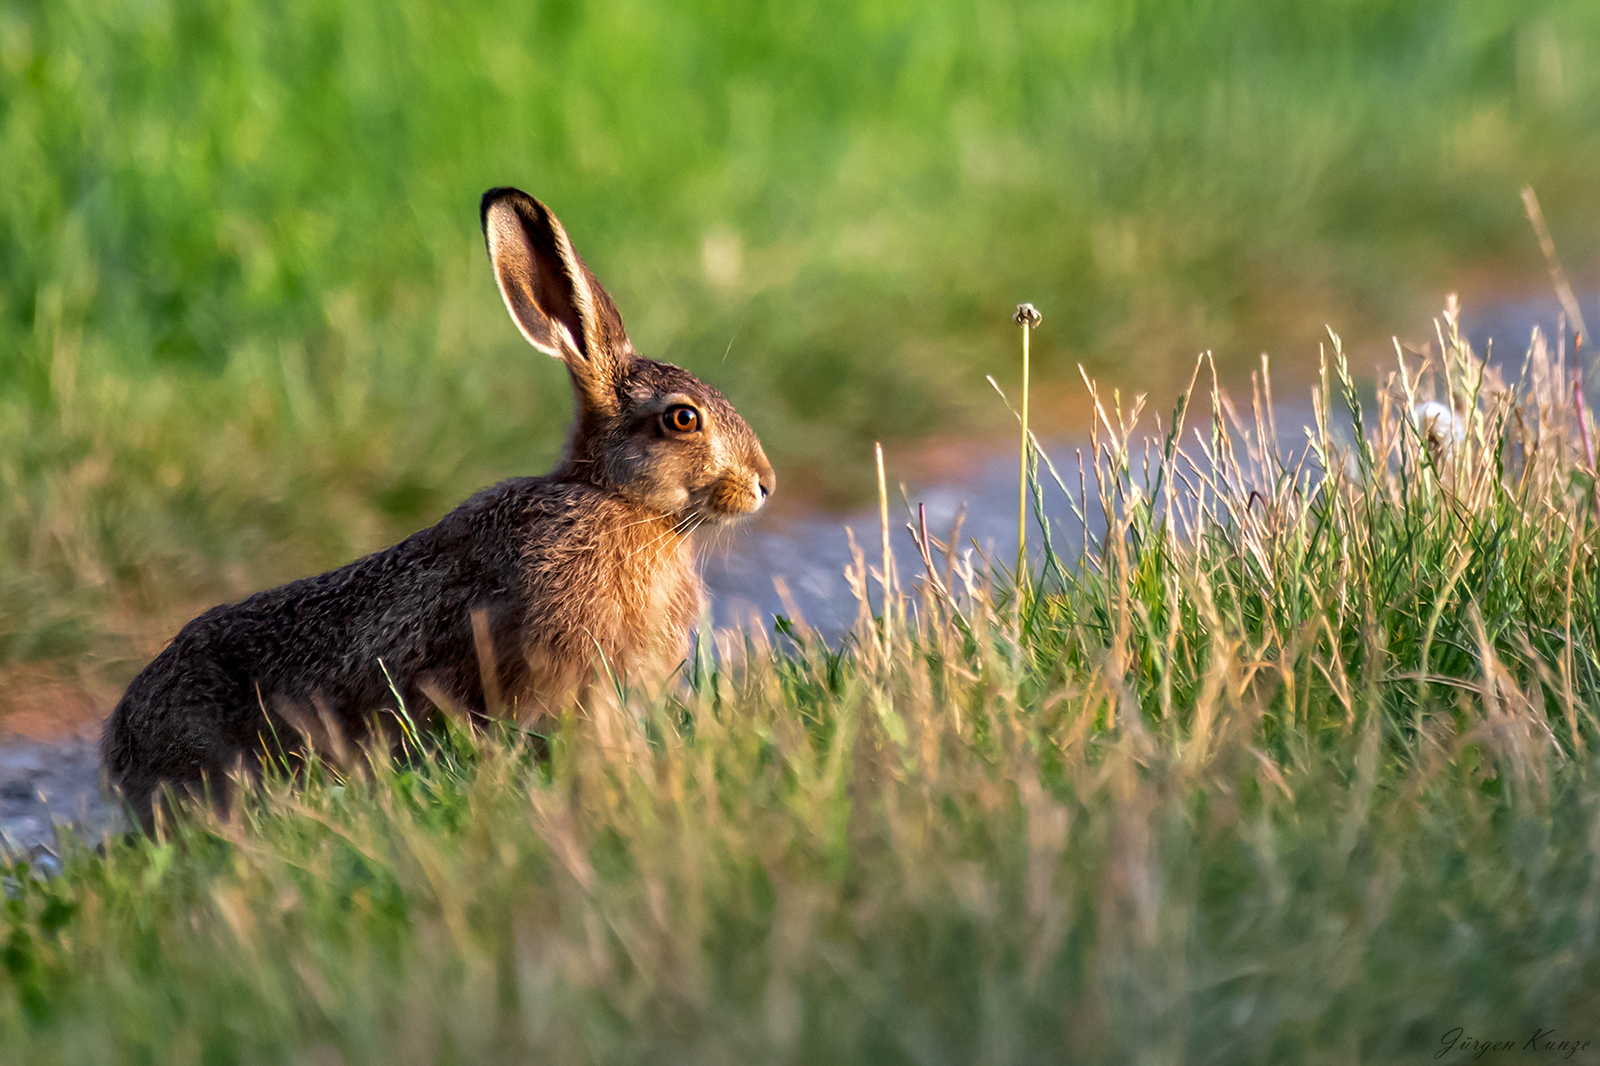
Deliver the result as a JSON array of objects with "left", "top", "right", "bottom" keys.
[{"left": 480, "top": 186, "right": 532, "bottom": 233}]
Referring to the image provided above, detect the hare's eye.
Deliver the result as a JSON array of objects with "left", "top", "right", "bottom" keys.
[{"left": 662, "top": 405, "right": 701, "bottom": 434}]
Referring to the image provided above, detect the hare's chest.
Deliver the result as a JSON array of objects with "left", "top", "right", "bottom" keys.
[
  {"left": 605, "top": 533, "right": 702, "bottom": 664},
  {"left": 517, "top": 494, "right": 704, "bottom": 683},
  {"left": 537, "top": 517, "right": 700, "bottom": 663}
]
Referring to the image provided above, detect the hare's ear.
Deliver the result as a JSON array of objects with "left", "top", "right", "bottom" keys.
[{"left": 481, "top": 187, "right": 634, "bottom": 415}]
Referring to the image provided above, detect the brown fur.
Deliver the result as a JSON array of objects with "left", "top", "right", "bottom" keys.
[{"left": 100, "top": 187, "right": 774, "bottom": 828}]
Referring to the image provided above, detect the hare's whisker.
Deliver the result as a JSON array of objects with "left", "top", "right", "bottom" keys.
[
  {"left": 618, "top": 523, "right": 684, "bottom": 569},
  {"left": 608, "top": 512, "right": 679, "bottom": 535}
]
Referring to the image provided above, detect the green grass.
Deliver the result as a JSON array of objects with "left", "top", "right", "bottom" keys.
[
  {"left": 5, "top": 310, "right": 1600, "bottom": 1063},
  {"left": 6, "top": 0, "right": 1600, "bottom": 668},
  {"left": 7, "top": 8, "right": 1600, "bottom": 1051}
]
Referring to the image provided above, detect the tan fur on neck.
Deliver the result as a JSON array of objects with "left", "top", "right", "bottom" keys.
[{"left": 512, "top": 491, "right": 701, "bottom": 721}]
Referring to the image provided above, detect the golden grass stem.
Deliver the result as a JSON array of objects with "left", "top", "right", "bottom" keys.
[{"left": 1522, "top": 185, "right": 1590, "bottom": 346}]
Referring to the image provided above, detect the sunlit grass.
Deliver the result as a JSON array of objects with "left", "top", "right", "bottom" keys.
[{"left": 5, "top": 305, "right": 1599, "bottom": 1063}]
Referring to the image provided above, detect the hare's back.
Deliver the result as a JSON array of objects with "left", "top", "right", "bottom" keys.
[{"left": 103, "top": 476, "right": 566, "bottom": 758}]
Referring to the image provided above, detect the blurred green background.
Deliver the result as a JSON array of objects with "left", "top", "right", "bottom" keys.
[{"left": 3, "top": 0, "right": 1600, "bottom": 671}]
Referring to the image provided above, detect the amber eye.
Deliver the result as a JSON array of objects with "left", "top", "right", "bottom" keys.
[{"left": 662, "top": 405, "right": 701, "bottom": 434}]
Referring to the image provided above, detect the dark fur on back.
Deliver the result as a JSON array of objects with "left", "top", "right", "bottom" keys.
[{"left": 102, "top": 188, "right": 774, "bottom": 830}]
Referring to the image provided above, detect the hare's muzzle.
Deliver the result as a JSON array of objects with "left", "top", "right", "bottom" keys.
[{"left": 708, "top": 448, "right": 774, "bottom": 519}]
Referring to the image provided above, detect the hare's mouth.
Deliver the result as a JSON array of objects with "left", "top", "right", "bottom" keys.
[
  {"left": 630, "top": 471, "right": 768, "bottom": 527},
  {"left": 624, "top": 481, "right": 762, "bottom": 528}
]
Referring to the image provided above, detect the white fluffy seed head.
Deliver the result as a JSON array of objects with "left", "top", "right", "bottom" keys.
[{"left": 1411, "top": 401, "right": 1464, "bottom": 456}]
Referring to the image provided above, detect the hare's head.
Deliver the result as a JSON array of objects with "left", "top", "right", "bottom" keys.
[{"left": 482, "top": 188, "right": 774, "bottom": 525}]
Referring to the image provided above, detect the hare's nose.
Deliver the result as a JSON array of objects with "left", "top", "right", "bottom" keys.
[{"left": 753, "top": 451, "right": 775, "bottom": 502}]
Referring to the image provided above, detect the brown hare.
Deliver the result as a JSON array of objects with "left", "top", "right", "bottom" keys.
[{"left": 102, "top": 187, "right": 775, "bottom": 830}]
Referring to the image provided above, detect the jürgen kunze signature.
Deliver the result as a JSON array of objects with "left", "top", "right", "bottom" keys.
[{"left": 1437, "top": 1028, "right": 1591, "bottom": 1060}]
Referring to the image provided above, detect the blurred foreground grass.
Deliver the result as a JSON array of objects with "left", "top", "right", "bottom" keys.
[
  {"left": 3, "top": 310, "right": 1599, "bottom": 1063},
  {"left": 5, "top": 0, "right": 1600, "bottom": 671}
]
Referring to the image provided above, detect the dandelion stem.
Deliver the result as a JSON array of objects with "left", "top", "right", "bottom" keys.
[
  {"left": 876, "top": 440, "right": 893, "bottom": 650},
  {"left": 1014, "top": 303, "right": 1041, "bottom": 587}
]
